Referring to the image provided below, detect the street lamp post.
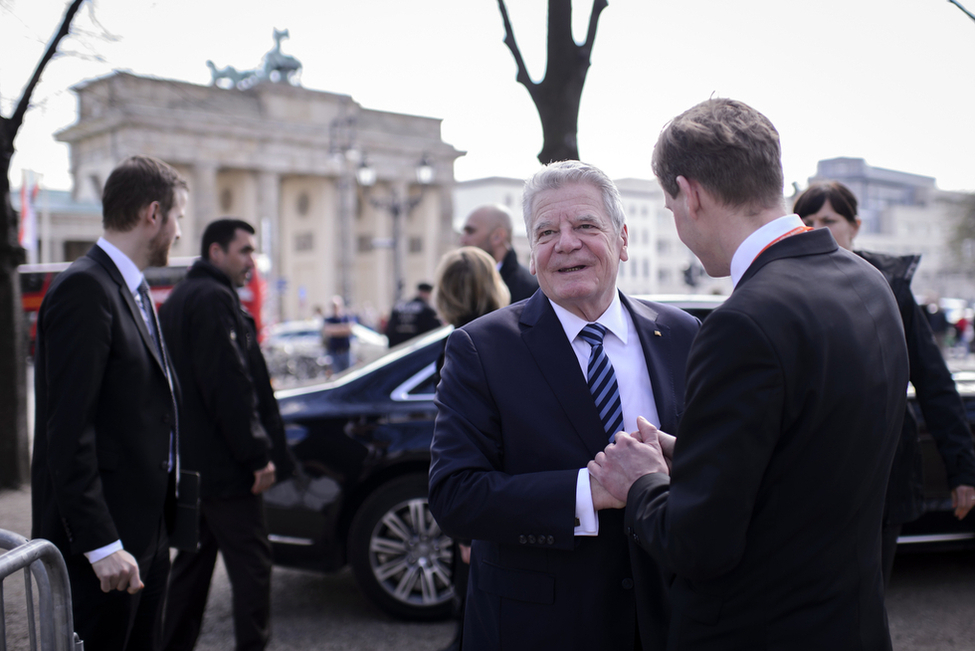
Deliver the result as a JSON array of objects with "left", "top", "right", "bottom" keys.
[
  {"left": 356, "top": 156, "right": 434, "bottom": 305},
  {"left": 329, "top": 112, "right": 360, "bottom": 308}
]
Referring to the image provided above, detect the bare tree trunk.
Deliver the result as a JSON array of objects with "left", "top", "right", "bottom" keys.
[
  {"left": 0, "top": 0, "right": 86, "bottom": 489},
  {"left": 497, "top": 0, "right": 608, "bottom": 164}
]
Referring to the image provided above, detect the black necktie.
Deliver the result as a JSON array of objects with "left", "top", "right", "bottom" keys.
[{"left": 138, "top": 281, "right": 180, "bottom": 482}]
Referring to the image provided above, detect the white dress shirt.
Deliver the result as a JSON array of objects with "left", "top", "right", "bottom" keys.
[{"left": 549, "top": 291, "right": 660, "bottom": 536}]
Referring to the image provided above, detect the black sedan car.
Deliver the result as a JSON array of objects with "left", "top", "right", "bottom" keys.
[{"left": 265, "top": 298, "right": 975, "bottom": 621}]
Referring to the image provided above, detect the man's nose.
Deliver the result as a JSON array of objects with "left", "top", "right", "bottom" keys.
[{"left": 554, "top": 227, "right": 581, "bottom": 252}]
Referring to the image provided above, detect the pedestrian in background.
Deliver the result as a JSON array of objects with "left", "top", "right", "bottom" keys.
[
  {"left": 323, "top": 295, "right": 355, "bottom": 372},
  {"left": 459, "top": 204, "right": 538, "bottom": 302},
  {"left": 385, "top": 282, "right": 441, "bottom": 347},
  {"left": 159, "top": 218, "right": 295, "bottom": 651}
]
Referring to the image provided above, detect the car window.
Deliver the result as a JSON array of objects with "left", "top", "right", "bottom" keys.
[{"left": 391, "top": 362, "right": 437, "bottom": 402}]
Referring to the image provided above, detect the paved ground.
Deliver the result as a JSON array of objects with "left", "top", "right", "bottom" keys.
[{"left": 0, "top": 486, "right": 453, "bottom": 650}]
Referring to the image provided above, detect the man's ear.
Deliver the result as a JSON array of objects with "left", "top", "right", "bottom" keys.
[
  {"left": 618, "top": 224, "right": 629, "bottom": 262},
  {"left": 208, "top": 242, "right": 223, "bottom": 261},
  {"left": 675, "top": 176, "right": 701, "bottom": 216},
  {"left": 489, "top": 227, "right": 506, "bottom": 249},
  {"left": 141, "top": 200, "right": 162, "bottom": 226}
]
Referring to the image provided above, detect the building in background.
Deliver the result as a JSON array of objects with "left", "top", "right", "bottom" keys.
[
  {"left": 9, "top": 187, "right": 101, "bottom": 263},
  {"left": 53, "top": 70, "right": 462, "bottom": 323},
  {"left": 805, "top": 157, "right": 973, "bottom": 301}
]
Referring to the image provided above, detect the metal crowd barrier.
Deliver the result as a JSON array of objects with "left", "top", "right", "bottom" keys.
[{"left": 0, "top": 529, "right": 82, "bottom": 651}]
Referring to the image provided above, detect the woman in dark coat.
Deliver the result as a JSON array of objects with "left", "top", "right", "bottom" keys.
[{"left": 794, "top": 181, "right": 975, "bottom": 587}]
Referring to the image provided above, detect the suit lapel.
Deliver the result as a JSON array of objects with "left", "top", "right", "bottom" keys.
[
  {"left": 621, "top": 294, "right": 679, "bottom": 434},
  {"left": 87, "top": 246, "right": 166, "bottom": 373},
  {"left": 519, "top": 293, "right": 615, "bottom": 458}
]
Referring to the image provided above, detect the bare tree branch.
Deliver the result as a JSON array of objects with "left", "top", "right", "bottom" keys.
[
  {"left": 9, "top": 0, "right": 86, "bottom": 135},
  {"left": 497, "top": 0, "right": 538, "bottom": 96},
  {"left": 948, "top": 0, "right": 975, "bottom": 24},
  {"left": 582, "top": 0, "right": 609, "bottom": 54}
]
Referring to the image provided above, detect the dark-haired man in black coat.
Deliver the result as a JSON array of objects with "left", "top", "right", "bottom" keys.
[{"left": 159, "top": 219, "right": 293, "bottom": 651}]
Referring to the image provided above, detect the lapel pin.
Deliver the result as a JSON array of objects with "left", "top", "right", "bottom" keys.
[{"left": 654, "top": 330, "right": 662, "bottom": 337}]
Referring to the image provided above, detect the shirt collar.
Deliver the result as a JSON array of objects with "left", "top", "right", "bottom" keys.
[
  {"left": 549, "top": 289, "right": 628, "bottom": 345},
  {"left": 96, "top": 237, "right": 145, "bottom": 295},
  {"left": 729, "top": 214, "right": 805, "bottom": 287}
]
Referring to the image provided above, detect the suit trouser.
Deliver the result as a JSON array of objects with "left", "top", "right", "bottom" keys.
[
  {"left": 161, "top": 494, "right": 272, "bottom": 651},
  {"left": 67, "top": 516, "right": 171, "bottom": 651},
  {"left": 880, "top": 521, "right": 902, "bottom": 590}
]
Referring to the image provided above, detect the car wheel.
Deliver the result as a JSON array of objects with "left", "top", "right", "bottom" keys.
[{"left": 348, "top": 474, "right": 454, "bottom": 620}]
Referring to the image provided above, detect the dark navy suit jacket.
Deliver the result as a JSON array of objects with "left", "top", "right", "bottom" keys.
[{"left": 429, "top": 290, "right": 699, "bottom": 651}]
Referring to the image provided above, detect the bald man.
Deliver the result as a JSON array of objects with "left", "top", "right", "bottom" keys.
[{"left": 459, "top": 205, "right": 538, "bottom": 302}]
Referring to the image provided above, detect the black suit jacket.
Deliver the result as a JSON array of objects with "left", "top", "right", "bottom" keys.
[
  {"left": 429, "top": 290, "right": 700, "bottom": 651},
  {"left": 32, "top": 245, "right": 178, "bottom": 560},
  {"left": 159, "top": 259, "right": 293, "bottom": 499},
  {"left": 499, "top": 248, "right": 538, "bottom": 303},
  {"left": 625, "top": 229, "right": 909, "bottom": 651}
]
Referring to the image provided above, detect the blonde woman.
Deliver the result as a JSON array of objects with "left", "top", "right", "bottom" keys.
[
  {"left": 431, "top": 245, "right": 508, "bottom": 651},
  {"left": 434, "top": 246, "right": 510, "bottom": 330}
]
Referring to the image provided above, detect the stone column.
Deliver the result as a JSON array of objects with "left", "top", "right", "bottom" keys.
[
  {"left": 191, "top": 162, "right": 219, "bottom": 251},
  {"left": 258, "top": 171, "right": 282, "bottom": 322}
]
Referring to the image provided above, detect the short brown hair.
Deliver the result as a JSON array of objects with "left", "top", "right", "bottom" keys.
[
  {"left": 434, "top": 247, "right": 510, "bottom": 327},
  {"left": 793, "top": 181, "right": 858, "bottom": 225},
  {"left": 652, "top": 98, "right": 784, "bottom": 210},
  {"left": 102, "top": 155, "right": 187, "bottom": 232}
]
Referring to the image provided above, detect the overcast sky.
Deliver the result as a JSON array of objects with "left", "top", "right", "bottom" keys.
[{"left": 3, "top": 0, "right": 975, "bottom": 194}]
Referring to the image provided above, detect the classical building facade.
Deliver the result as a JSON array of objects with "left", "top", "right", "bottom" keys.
[{"left": 55, "top": 71, "right": 463, "bottom": 322}]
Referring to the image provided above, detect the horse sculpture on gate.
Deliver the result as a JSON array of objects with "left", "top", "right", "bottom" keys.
[
  {"left": 207, "top": 28, "right": 302, "bottom": 90},
  {"left": 263, "top": 29, "right": 302, "bottom": 83}
]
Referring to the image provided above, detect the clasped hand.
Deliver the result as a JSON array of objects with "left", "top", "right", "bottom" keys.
[{"left": 589, "top": 417, "right": 672, "bottom": 509}]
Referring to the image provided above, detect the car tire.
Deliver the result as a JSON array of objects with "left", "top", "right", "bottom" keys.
[{"left": 348, "top": 474, "right": 454, "bottom": 621}]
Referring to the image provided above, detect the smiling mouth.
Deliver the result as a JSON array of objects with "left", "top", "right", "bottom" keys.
[{"left": 559, "top": 265, "right": 586, "bottom": 272}]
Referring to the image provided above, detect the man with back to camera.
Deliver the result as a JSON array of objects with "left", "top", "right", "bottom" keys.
[
  {"left": 429, "top": 161, "right": 701, "bottom": 650},
  {"left": 460, "top": 204, "right": 539, "bottom": 302},
  {"left": 159, "top": 219, "right": 294, "bottom": 651},
  {"left": 31, "top": 155, "right": 186, "bottom": 650},
  {"left": 590, "top": 98, "right": 910, "bottom": 650},
  {"left": 385, "top": 282, "right": 442, "bottom": 347}
]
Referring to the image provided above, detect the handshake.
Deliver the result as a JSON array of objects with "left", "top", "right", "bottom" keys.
[{"left": 588, "top": 416, "right": 674, "bottom": 511}]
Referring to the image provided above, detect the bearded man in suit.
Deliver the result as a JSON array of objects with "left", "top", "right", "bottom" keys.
[
  {"left": 32, "top": 155, "right": 186, "bottom": 650},
  {"left": 591, "top": 98, "right": 909, "bottom": 651},
  {"left": 430, "top": 160, "right": 700, "bottom": 650}
]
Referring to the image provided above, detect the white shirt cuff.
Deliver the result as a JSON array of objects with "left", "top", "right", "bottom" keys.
[
  {"left": 574, "top": 468, "right": 599, "bottom": 536},
  {"left": 84, "top": 540, "right": 123, "bottom": 564}
]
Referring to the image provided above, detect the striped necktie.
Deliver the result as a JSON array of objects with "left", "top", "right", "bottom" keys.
[{"left": 579, "top": 323, "right": 623, "bottom": 442}]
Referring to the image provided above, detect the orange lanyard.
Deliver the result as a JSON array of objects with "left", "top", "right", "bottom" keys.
[{"left": 755, "top": 226, "right": 813, "bottom": 260}]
